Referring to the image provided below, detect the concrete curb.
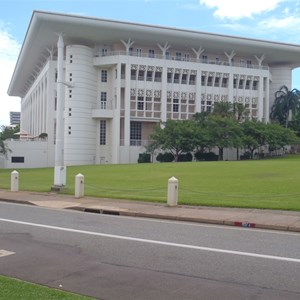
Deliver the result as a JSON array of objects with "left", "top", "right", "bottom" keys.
[{"left": 1, "top": 196, "right": 300, "bottom": 233}]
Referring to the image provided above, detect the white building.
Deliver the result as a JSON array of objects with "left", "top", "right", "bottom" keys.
[{"left": 5, "top": 10, "right": 300, "bottom": 169}]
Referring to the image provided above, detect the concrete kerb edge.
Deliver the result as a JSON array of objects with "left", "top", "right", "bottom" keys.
[{"left": 1, "top": 198, "right": 300, "bottom": 233}]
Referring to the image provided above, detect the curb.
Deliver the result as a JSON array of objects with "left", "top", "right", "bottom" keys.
[{"left": 1, "top": 198, "right": 300, "bottom": 233}]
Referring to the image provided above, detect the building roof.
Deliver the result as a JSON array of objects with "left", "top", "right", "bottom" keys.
[{"left": 8, "top": 10, "right": 300, "bottom": 97}]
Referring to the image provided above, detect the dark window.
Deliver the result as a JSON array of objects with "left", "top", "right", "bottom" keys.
[
  {"left": 11, "top": 157, "right": 24, "bottom": 163},
  {"left": 100, "top": 120, "right": 106, "bottom": 145}
]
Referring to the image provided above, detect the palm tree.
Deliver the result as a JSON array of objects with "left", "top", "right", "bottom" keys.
[{"left": 270, "top": 85, "right": 300, "bottom": 127}]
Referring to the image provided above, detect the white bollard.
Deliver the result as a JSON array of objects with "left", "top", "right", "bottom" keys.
[
  {"left": 11, "top": 170, "right": 19, "bottom": 192},
  {"left": 167, "top": 176, "right": 178, "bottom": 206},
  {"left": 75, "top": 173, "right": 84, "bottom": 198}
]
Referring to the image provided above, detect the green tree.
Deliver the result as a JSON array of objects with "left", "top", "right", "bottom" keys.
[
  {"left": 270, "top": 85, "right": 300, "bottom": 127},
  {"left": 207, "top": 116, "right": 243, "bottom": 160},
  {"left": 0, "top": 125, "right": 20, "bottom": 140},
  {"left": 150, "top": 120, "right": 195, "bottom": 162},
  {"left": 212, "top": 101, "right": 234, "bottom": 118},
  {"left": 0, "top": 139, "right": 11, "bottom": 158},
  {"left": 265, "top": 123, "right": 299, "bottom": 152},
  {"left": 241, "top": 121, "right": 268, "bottom": 159}
]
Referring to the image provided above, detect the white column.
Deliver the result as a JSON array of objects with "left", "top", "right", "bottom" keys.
[
  {"left": 124, "top": 63, "right": 131, "bottom": 147},
  {"left": 54, "top": 35, "right": 66, "bottom": 186},
  {"left": 258, "top": 76, "right": 264, "bottom": 121}
]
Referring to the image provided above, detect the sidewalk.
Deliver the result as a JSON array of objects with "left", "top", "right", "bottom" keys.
[{"left": 1, "top": 189, "right": 300, "bottom": 232}]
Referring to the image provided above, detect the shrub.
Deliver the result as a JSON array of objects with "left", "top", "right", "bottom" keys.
[
  {"left": 178, "top": 152, "right": 193, "bottom": 162},
  {"left": 138, "top": 153, "right": 151, "bottom": 163},
  {"left": 156, "top": 152, "right": 174, "bottom": 162},
  {"left": 194, "top": 151, "right": 218, "bottom": 161}
]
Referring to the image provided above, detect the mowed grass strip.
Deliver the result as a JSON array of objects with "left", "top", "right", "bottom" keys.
[
  {"left": 0, "top": 155, "right": 300, "bottom": 211},
  {"left": 0, "top": 275, "right": 94, "bottom": 300}
]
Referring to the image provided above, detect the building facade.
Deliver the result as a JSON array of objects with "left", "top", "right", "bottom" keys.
[{"left": 6, "top": 11, "right": 300, "bottom": 168}]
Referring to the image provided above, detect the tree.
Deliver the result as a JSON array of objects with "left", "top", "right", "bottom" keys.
[
  {"left": 207, "top": 116, "right": 243, "bottom": 160},
  {"left": 241, "top": 121, "right": 268, "bottom": 159},
  {"left": 212, "top": 101, "right": 234, "bottom": 118},
  {"left": 0, "top": 139, "right": 11, "bottom": 158},
  {"left": 270, "top": 85, "right": 300, "bottom": 127},
  {"left": 265, "top": 123, "right": 299, "bottom": 152},
  {"left": 150, "top": 120, "right": 195, "bottom": 162},
  {"left": 0, "top": 125, "right": 20, "bottom": 140}
]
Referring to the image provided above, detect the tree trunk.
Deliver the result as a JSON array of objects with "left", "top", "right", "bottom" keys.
[{"left": 219, "top": 147, "right": 224, "bottom": 161}]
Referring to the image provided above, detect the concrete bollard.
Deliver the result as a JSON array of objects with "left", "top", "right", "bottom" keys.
[
  {"left": 167, "top": 176, "right": 178, "bottom": 206},
  {"left": 11, "top": 170, "right": 19, "bottom": 192},
  {"left": 75, "top": 173, "right": 84, "bottom": 198}
]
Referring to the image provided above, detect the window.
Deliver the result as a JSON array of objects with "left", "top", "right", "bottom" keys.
[
  {"left": 136, "top": 48, "right": 142, "bottom": 57},
  {"left": 207, "top": 77, "right": 213, "bottom": 86},
  {"left": 146, "top": 71, "right": 153, "bottom": 81},
  {"left": 253, "top": 81, "right": 258, "bottom": 90},
  {"left": 69, "top": 55, "right": 73, "bottom": 63},
  {"left": 233, "top": 79, "right": 237, "bottom": 88},
  {"left": 130, "top": 121, "right": 142, "bottom": 146},
  {"left": 102, "top": 49, "right": 107, "bottom": 56},
  {"left": 175, "top": 52, "right": 181, "bottom": 61},
  {"left": 189, "top": 74, "right": 196, "bottom": 85},
  {"left": 100, "top": 92, "right": 107, "bottom": 109},
  {"left": 11, "top": 156, "right": 24, "bottom": 163},
  {"left": 216, "top": 57, "right": 220, "bottom": 64},
  {"left": 181, "top": 74, "right": 187, "bottom": 84},
  {"left": 184, "top": 53, "right": 190, "bottom": 61},
  {"left": 129, "top": 47, "right": 133, "bottom": 56},
  {"left": 100, "top": 120, "right": 106, "bottom": 145},
  {"left": 137, "top": 96, "right": 144, "bottom": 110},
  {"left": 154, "top": 71, "right": 162, "bottom": 82},
  {"left": 101, "top": 70, "right": 108, "bottom": 83},
  {"left": 174, "top": 73, "right": 180, "bottom": 84},
  {"left": 202, "top": 55, "right": 208, "bottom": 63},
  {"left": 165, "top": 51, "right": 170, "bottom": 59},
  {"left": 131, "top": 69, "right": 137, "bottom": 80},
  {"left": 214, "top": 77, "right": 220, "bottom": 87},
  {"left": 167, "top": 72, "right": 172, "bottom": 83},
  {"left": 148, "top": 49, "right": 155, "bottom": 58},
  {"left": 138, "top": 70, "right": 145, "bottom": 81},
  {"left": 222, "top": 78, "right": 228, "bottom": 87},
  {"left": 173, "top": 99, "right": 179, "bottom": 112}
]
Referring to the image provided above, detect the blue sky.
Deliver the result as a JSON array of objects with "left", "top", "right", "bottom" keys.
[{"left": 1, "top": 0, "right": 300, "bottom": 125}]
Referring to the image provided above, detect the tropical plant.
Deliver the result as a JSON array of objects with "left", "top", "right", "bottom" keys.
[{"left": 270, "top": 85, "right": 300, "bottom": 127}]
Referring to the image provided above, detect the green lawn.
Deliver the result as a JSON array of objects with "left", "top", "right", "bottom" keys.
[
  {"left": 1, "top": 155, "right": 300, "bottom": 211},
  {"left": 0, "top": 275, "right": 94, "bottom": 299}
]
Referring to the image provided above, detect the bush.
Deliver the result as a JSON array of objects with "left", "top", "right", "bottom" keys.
[
  {"left": 240, "top": 151, "right": 251, "bottom": 160},
  {"left": 156, "top": 152, "right": 174, "bottom": 162},
  {"left": 178, "top": 152, "right": 193, "bottom": 162},
  {"left": 194, "top": 151, "right": 218, "bottom": 161},
  {"left": 138, "top": 153, "right": 151, "bottom": 163}
]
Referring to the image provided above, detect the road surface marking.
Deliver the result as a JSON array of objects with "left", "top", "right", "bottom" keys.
[
  {"left": 0, "top": 249, "right": 15, "bottom": 258},
  {"left": 0, "top": 217, "right": 299, "bottom": 263}
]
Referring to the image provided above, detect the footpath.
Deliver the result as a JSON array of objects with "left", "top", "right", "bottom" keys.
[{"left": 0, "top": 189, "right": 300, "bottom": 232}]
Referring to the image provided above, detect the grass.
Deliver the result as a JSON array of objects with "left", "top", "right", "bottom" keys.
[
  {"left": 0, "top": 275, "right": 94, "bottom": 299},
  {"left": 1, "top": 155, "right": 300, "bottom": 211}
]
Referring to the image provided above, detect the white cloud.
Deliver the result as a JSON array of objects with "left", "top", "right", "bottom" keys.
[
  {"left": 0, "top": 24, "right": 21, "bottom": 126},
  {"left": 259, "top": 15, "right": 300, "bottom": 30},
  {"left": 200, "top": 0, "right": 285, "bottom": 19}
]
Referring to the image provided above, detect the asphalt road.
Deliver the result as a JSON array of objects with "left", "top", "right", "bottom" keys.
[{"left": 0, "top": 202, "right": 300, "bottom": 300}]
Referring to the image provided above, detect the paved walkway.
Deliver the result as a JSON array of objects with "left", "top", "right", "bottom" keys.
[{"left": 0, "top": 189, "right": 300, "bottom": 232}]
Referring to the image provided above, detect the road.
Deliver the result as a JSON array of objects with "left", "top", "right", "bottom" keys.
[{"left": 0, "top": 202, "right": 300, "bottom": 300}]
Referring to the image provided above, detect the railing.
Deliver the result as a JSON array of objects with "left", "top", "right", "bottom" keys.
[
  {"left": 94, "top": 51, "right": 269, "bottom": 70},
  {"left": 120, "top": 139, "right": 151, "bottom": 147}
]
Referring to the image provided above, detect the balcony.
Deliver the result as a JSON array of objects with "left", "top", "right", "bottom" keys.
[{"left": 92, "top": 100, "right": 113, "bottom": 119}]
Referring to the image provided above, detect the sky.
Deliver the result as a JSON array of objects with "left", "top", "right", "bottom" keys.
[{"left": 1, "top": 0, "right": 300, "bottom": 126}]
